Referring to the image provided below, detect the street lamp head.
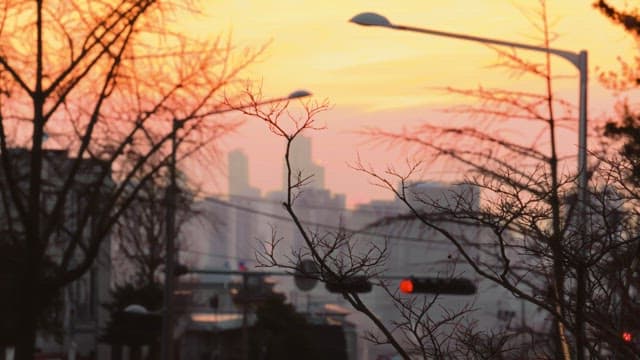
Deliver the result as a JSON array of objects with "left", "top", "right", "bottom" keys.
[
  {"left": 349, "top": 12, "right": 392, "bottom": 27},
  {"left": 287, "top": 89, "right": 312, "bottom": 99}
]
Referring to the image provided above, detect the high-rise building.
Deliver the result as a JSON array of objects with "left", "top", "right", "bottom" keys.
[
  {"left": 182, "top": 197, "right": 233, "bottom": 273},
  {"left": 227, "top": 150, "right": 261, "bottom": 268},
  {"left": 228, "top": 149, "right": 260, "bottom": 198}
]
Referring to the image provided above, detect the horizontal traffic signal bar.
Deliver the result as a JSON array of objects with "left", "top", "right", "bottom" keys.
[
  {"left": 325, "top": 275, "right": 372, "bottom": 293},
  {"left": 185, "top": 268, "right": 476, "bottom": 295}
]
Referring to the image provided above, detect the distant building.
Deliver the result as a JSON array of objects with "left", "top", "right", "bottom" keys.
[
  {"left": 183, "top": 197, "right": 233, "bottom": 276},
  {"left": 0, "top": 148, "right": 112, "bottom": 360},
  {"left": 228, "top": 149, "right": 262, "bottom": 269},
  {"left": 228, "top": 149, "right": 261, "bottom": 198}
]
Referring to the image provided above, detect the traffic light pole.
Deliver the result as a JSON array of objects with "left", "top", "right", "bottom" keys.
[
  {"left": 241, "top": 272, "right": 249, "bottom": 360},
  {"left": 160, "top": 120, "right": 179, "bottom": 360}
]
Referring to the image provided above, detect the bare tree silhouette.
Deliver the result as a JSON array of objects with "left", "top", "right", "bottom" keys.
[
  {"left": 0, "top": 1, "right": 262, "bottom": 358},
  {"left": 355, "top": 1, "right": 640, "bottom": 358},
  {"left": 237, "top": 86, "right": 520, "bottom": 359}
]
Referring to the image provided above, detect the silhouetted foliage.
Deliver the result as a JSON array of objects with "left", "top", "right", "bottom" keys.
[
  {"left": 101, "top": 282, "right": 163, "bottom": 351},
  {"left": 595, "top": 4, "right": 640, "bottom": 357},
  {"left": 604, "top": 106, "right": 640, "bottom": 184},
  {"left": 595, "top": 1, "right": 640, "bottom": 39},
  {"left": 597, "top": 1, "right": 640, "bottom": 185},
  {"left": 103, "top": 282, "right": 164, "bottom": 315},
  {"left": 101, "top": 310, "right": 162, "bottom": 347},
  {"left": 594, "top": 1, "right": 640, "bottom": 89},
  {"left": 250, "top": 297, "right": 334, "bottom": 360}
]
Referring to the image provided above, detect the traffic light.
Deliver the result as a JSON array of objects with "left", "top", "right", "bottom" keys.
[
  {"left": 325, "top": 275, "right": 372, "bottom": 293},
  {"left": 399, "top": 278, "right": 414, "bottom": 293},
  {"left": 622, "top": 331, "right": 633, "bottom": 343},
  {"left": 399, "top": 277, "right": 476, "bottom": 295}
]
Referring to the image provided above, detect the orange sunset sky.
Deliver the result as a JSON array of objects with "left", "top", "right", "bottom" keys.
[{"left": 177, "top": 0, "right": 637, "bottom": 208}]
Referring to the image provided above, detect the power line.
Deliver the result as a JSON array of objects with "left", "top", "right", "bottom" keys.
[
  {"left": 179, "top": 248, "right": 255, "bottom": 262},
  {"left": 201, "top": 191, "right": 401, "bottom": 215},
  {"left": 198, "top": 196, "right": 447, "bottom": 245}
]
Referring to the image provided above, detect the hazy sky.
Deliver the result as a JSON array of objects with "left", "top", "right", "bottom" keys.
[{"left": 177, "top": 1, "right": 636, "bottom": 208}]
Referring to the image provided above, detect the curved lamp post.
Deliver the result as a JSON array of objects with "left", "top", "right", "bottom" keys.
[
  {"left": 350, "top": 12, "right": 588, "bottom": 360},
  {"left": 161, "top": 89, "right": 312, "bottom": 360},
  {"left": 349, "top": 12, "right": 587, "bottom": 203}
]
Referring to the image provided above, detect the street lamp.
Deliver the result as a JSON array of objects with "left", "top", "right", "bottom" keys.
[
  {"left": 160, "top": 89, "right": 312, "bottom": 360},
  {"left": 349, "top": 12, "right": 588, "bottom": 210},
  {"left": 350, "top": 12, "right": 589, "bottom": 359}
]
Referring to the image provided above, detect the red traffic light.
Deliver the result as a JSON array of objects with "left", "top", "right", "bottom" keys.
[
  {"left": 623, "top": 331, "right": 633, "bottom": 343},
  {"left": 398, "top": 277, "right": 476, "bottom": 295},
  {"left": 399, "top": 279, "right": 414, "bottom": 293}
]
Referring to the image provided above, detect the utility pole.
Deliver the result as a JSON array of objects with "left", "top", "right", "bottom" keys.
[
  {"left": 241, "top": 273, "right": 249, "bottom": 360},
  {"left": 161, "top": 120, "right": 179, "bottom": 360}
]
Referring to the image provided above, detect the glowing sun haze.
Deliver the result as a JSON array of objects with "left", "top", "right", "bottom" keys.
[{"left": 176, "top": 0, "right": 636, "bottom": 208}]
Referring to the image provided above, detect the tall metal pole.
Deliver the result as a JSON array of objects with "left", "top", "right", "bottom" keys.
[
  {"left": 576, "top": 51, "right": 589, "bottom": 213},
  {"left": 574, "top": 50, "right": 589, "bottom": 360},
  {"left": 241, "top": 272, "right": 249, "bottom": 360},
  {"left": 161, "top": 119, "right": 179, "bottom": 360}
]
